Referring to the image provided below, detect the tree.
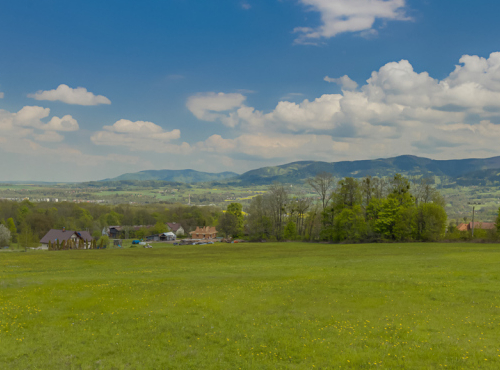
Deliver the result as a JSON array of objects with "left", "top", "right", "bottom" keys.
[
  {"left": 361, "top": 176, "right": 375, "bottom": 211},
  {"left": 6, "top": 218, "right": 17, "bottom": 243},
  {"left": 412, "top": 177, "right": 445, "bottom": 207},
  {"left": 100, "top": 235, "right": 109, "bottom": 248},
  {"left": 307, "top": 172, "right": 335, "bottom": 210},
  {"left": 247, "top": 195, "right": 273, "bottom": 240},
  {"left": 266, "top": 183, "right": 289, "bottom": 240},
  {"left": 372, "top": 177, "right": 388, "bottom": 199},
  {"left": 414, "top": 203, "right": 447, "bottom": 241},
  {"left": 0, "top": 224, "right": 11, "bottom": 247},
  {"left": 152, "top": 221, "right": 167, "bottom": 235},
  {"left": 18, "top": 226, "right": 38, "bottom": 251},
  {"left": 226, "top": 203, "right": 244, "bottom": 237},
  {"left": 218, "top": 212, "right": 239, "bottom": 238},
  {"left": 335, "top": 205, "right": 367, "bottom": 242},
  {"left": 283, "top": 221, "right": 298, "bottom": 240},
  {"left": 497, "top": 206, "right": 500, "bottom": 234},
  {"left": 289, "top": 196, "right": 311, "bottom": 237},
  {"left": 332, "top": 177, "right": 361, "bottom": 211},
  {"left": 390, "top": 174, "right": 414, "bottom": 207},
  {"left": 374, "top": 197, "right": 401, "bottom": 240}
]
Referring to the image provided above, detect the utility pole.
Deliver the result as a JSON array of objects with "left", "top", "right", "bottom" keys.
[{"left": 468, "top": 202, "right": 483, "bottom": 237}]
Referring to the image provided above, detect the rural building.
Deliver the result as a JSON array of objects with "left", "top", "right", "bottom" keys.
[
  {"left": 40, "top": 229, "right": 94, "bottom": 248},
  {"left": 167, "top": 222, "right": 185, "bottom": 236},
  {"left": 146, "top": 232, "right": 176, "bottom": 242},
  {"left": 189, "top": 226, "right": 218, "bottom": 239},
  {"left": 456, "top": 222, "right": 496, "bottom": 231}
]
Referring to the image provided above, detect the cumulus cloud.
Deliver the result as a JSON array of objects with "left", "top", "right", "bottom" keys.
[
  {"left": 294, "top": 0, "right": 409, "bottom": 44},
  {"left": 28, "top": 84, "right": 111, "bottom": 106},
  {"left": 0, "top": 106, "right": 79, "bottom": 136},
  {"left": 187, "top": 52, "right": 500, "bottom": 160},
  {"left": 186, "top": 92, "right": 247, "bottom": 127},
  {"left": 324, "top": 75, "right": 358, "bottom": 90},
  {"left": 197, "top": 133, "right": 349, "bottom": 159},
  {"left": 91, "top": 119, "right": 189, "bottom": 153}
]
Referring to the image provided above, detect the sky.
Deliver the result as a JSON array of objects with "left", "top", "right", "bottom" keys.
[{"left": 2, "top": 0, "right": 500, "bottom": 182}]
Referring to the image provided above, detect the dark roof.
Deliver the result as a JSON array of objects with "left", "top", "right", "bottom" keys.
[
  {"left": 40, "top": 229, "right": 94, "bottom": 244},
  {"left": 167, "top": 222, "right": 183, "bottom": 232}
]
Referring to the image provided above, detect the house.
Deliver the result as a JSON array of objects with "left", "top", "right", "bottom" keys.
[
  {"left": 146, "top": 232, "right": 176, "bottom": 242},
  {"left": 40, "top": 229, "right": 94, "bottom": 249},
  {"left": 167, "top": 222, "right": 185, "bottom": 236},
  {"left": 456, "top": 222, "right": 496, "bottom": 231},
  {"left": 189, "top": 226, "right": 218, "bottom": 240}
]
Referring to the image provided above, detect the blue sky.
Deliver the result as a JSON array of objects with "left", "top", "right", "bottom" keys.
[{"left": 2, "top": 0, "right": 500, "bottom": 181}]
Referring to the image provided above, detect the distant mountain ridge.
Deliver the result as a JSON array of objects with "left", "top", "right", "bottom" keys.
[
  {"left": 105, "top": 155, "right": 500, "bottom": 185},
  {"left": 233, "top": 155, "right": 500, "bottom": 185},
  {"left": 104, "top": 169, "right": 239, "bottom": 183}
]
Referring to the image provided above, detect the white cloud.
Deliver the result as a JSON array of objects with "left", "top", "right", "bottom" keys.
[
  {"left": 0, "top": 106, "right": 79, "bottom": 136},
  {"left": 186, "top": 92, "right": 247, "bottom": 127},
  {"left": 324, "top": 75, "right": 358, "bottom": 90},
  {"left": 197, "top": 133, "right": 349, "bottom": 159},
  {"left": 294, "top": 0, "right": 409, "bottom": 44},
  {"left": 187, "top": 52, "right": 500, "bottom": 161},
  {"left": 91, "top": 119, "right": 189, "bottom": 153},
  {"left": 28, "top": 84, "right": 111, "bottom": 106},
  {"left": 44, "top": 115, "right": 80, "bottom": 132},
  {"left": 241, "top": 2, "right": 251, "bottom": 10},
  {"left": 0, "top": 92, "right": 4, "bottom": 99}
]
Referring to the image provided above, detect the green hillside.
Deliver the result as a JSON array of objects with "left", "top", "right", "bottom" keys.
[
  {"left": 233, "top": 155, "right": 500, "bottom": 185},
  {"left": 104, "top": 155, "right": 500, "bottom": 185}
]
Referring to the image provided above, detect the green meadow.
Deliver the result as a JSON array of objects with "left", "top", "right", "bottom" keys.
[{"left": 1, "top": 243, "right": 500, "bottom": 369}]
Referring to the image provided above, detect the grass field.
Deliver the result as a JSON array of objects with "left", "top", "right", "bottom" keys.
[{"left": 1, "top": 243, "right": 500, "bottom": 369}]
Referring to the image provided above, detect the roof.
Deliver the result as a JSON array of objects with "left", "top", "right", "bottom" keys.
[
  {"left": 190, "top": 226, "right": 217, "bottom": 234},
  {"left": 456, "top": 222, "right": 496, "bottom": 231},
  {"left": 167, "top": 222, "right": 183, "bottom": 232},
  {"left": 473, "top": 222, "right": 496, "bottom": 230},
  {"left": 40, "top": 229, "right": 94, "bottom": 244}
]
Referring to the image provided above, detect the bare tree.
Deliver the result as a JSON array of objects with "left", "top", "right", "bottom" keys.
[
  {"left": 306, "top": 172, "right": 335, "bottom": 210},
  {"left": 412, "top": 177, "right": 445, "bottom": 207},
  {"left": 361, "top": 176, "right": 375, "bottom": 210},
  {"left": 372, "top": 177, "right": 388, "bottom": 199},
  {"left": 288, "top": 195, "right": 312, "bottom": 237},
  {"left": 266, "top": 183, "right": 289, "bottom": 240}
]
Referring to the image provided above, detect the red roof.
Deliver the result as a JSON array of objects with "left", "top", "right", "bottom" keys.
[{"left": 456, "top": 222, "right": 496, "bottom": 231}]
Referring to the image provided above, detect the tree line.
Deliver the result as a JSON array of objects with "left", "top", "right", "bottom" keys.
[
  {"left": 1, "top": 172, "right": 499, "bottom": 247},
  {"left": 241, "top": 173, "right": 450, "bottom": 242}
]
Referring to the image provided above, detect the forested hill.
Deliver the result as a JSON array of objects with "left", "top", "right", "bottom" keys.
[
  {"left": 103, "top": 169, "right": 239, "bottom": 183},
  {"left": 104, "top": 155, "right": 500, "bottom": 185},
  {"left": 232, "top": 155, "right": 500, "bottom": 185}
]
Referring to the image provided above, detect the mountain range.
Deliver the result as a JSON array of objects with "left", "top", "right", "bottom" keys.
[
  {"left": 103, "top": 169, "right": 238, "bottom": 183},
  {"left": 103, "top": 155, "right": 500, "bottom": 185}
]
